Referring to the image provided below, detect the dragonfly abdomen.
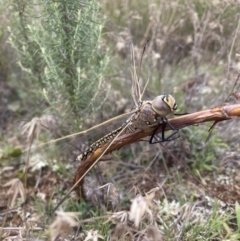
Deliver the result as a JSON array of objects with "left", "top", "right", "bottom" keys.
[
  {"left": 76, "top": 101, "right": 161, "bottom": 162},
  {"left": 76, "top": 125, "right": 125, "bottom": 161}
]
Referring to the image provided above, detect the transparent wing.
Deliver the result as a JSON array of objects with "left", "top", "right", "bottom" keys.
[{"left": 14, "top": 110, "right": 137, "bottom": 169}]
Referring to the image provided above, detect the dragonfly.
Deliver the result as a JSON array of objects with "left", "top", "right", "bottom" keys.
[
  {"left": 76, "top": 40, "right": 180, "bottom": 163},
  {"left": 76, "top": 94, "right": 178, "bottom": 162},
  {"left": 51, "top": 41, "right": 184, "bottom": 212}
]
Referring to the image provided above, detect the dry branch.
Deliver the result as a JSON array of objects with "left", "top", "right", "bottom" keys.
[{"left": 73, "top": 103, "right": 240, "bottom": 198}]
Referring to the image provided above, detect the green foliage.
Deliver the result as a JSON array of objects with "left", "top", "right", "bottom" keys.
[
  {"left": 236, "top": 202, "right": 240, "bottom": 230},
  {"left": 152, "top": 197, "right": 233, "bottom": 240},
  {"left": 186, "top": 125, "right": 228, "bottom": 172},
  {"left": 0, "top": 146, "right": 22, "bottom": 160},
  {"left": 9, "top": 0, "right": 109, "bottom": 128},
  {"left": 66, "top": 198, "right": 90, "bottom": 213}
]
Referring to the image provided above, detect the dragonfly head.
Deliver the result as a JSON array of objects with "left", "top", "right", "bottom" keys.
[{"left": 152, "top": 94, "right": 177, "bottom": 117}]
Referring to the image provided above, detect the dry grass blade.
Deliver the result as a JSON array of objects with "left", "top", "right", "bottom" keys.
[
  {"left": 145, "top": 225, "right": 164, "bottom": 241},
  {"left": 129, "top": 190, "right": 156, "bottom": 228},
  {"left": 49, "top": 211, "right": 81, "bottom": 241},
  {"left": 3, "top": 178, "right": 25, "bottom": 208},
  {"left": 21, "top": 117, "right": 42, "bottom": 142},
  {"left": 131, "top": 44, "right": 140, "bottom": 106},
  {"left": 1, "top": 179, "right": 26, "bottom": 239},
  {"left": 111, "top": 223, "right": 130, "bottom": 241},
  {"left": 131, "top": 39, "right": 150, "bottom": 105},
  {"left": 84, "top": 229, "right": 104, "bottom": 241}
]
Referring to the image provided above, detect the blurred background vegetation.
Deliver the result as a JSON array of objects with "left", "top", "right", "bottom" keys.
[
  {"left": 1, "top": 0, "right": 240, "bottom": 240},
  {"left": 1, "top": 0, "right": 239, "bottom": 156}
]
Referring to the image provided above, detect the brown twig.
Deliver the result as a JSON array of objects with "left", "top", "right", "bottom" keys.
[{"left": 73, "top": 103, "right": 240, "bottom": 198}]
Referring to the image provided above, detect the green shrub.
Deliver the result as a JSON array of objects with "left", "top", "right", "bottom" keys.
[{"left": 9, "top": 0, "right": 109, "bottom": 129}]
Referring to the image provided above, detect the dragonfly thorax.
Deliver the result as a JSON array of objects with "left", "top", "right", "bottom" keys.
[{"left": 151, "top": 94, "right": 177, "bottom": 117}]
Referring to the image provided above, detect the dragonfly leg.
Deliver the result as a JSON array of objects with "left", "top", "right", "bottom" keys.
[
  {"left": 149, "top": 121, "right": 180, "bottom": 144},
  {"left": 149, "top": 114, "right": 194, "bottom": 144}
]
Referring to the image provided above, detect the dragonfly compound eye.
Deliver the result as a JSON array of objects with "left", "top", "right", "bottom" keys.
[{"left": 152, "top": 94, "right": 177, "bottom": 117}]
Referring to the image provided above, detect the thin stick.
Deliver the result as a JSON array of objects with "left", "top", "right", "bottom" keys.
[
  {"left": 140, "top": 78, "right": 150, "bottom": 102},
  {"left": 226, "top": 14, "right": 240, "bottom": 83},
  {"left": 137, "top": 38, "right": 151, "bottom": 88},
  {"left": 51, "top": 121, "right": 131, "bottom": 214},
  {"left": 225, "top": 73, "right": 240, "bottom": 103}
]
